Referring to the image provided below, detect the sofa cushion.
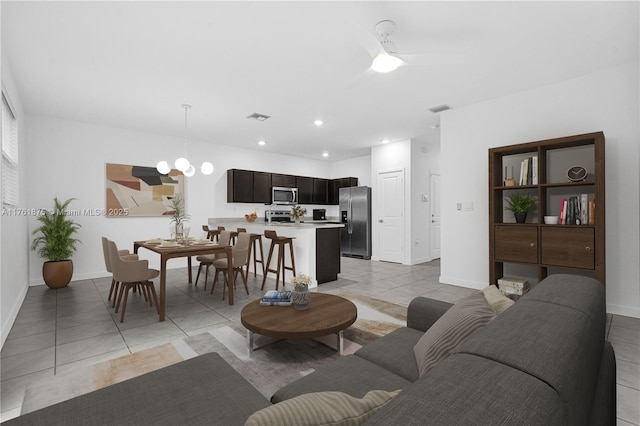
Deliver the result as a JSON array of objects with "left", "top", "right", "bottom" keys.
[
  {"left": 355, "top": 327, "right": 423, "bottom": 382},
  {"left": 246, "top": 389, "right": 401, "bottom": 426},
  {"left": 364, "top": 353, "right": 566, "bottom": 426},
  {"left": 453, "top": 276, "right": 606, "bottom": 426},
  {"left": 482, "top": 284, "right": 515, "bottom": 314},
  {"left": 3, "top": 353, "right": 270, "bottom": 426},
  {"left": 271, "top": 355, "right": 411, "bottom": 403},
  {"left": 413, "top": 291, "right": 495, "bottom": 377}
]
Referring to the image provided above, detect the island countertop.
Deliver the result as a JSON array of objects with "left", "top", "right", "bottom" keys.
[{"left": 207, "top": 218, "right": 344, "bottom": 287}]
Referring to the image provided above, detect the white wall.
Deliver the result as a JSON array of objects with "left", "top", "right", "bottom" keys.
[
  {"left": 411, "top": 141, "right": 441, "bottom": 263},
  {"left": 440, "top": 61, "right": 640, "bottom": 318},
  {"left": 1, "top": 55, "right": 29, "bottom": 347},
  {"left": 24, "top": 115, "right": 369, "bottom": 285}
]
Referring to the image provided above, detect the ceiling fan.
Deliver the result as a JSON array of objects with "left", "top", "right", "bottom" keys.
[{"left": 349, "top": 20, "right": 463, "bottom": 86}]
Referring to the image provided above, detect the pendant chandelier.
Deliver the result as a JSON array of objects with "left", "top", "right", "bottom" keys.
[{"left": 156, "top": 104, "right": 214, "bottom": 176}]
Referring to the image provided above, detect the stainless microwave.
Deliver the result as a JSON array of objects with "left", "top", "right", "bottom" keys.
[{"left": 272, "top": 186, "right": 298, "bottom": 205}]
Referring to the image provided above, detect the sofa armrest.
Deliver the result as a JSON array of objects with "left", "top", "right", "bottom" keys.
[{"left": 407, "top": 297, "right": 453, "bottom": 332}]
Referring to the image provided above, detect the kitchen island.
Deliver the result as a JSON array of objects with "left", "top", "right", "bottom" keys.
[{"left": 207, "top": 219, "right": 344, "bottom": 287}]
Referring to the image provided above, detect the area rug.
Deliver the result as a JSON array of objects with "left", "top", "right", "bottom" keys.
[{"left": 21, "top": 293, "right": 407, "bottom": 415}]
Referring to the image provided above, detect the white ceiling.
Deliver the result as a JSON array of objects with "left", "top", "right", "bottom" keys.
[{"left": 2, "top": 1, "right": 638, "bottom": 161}]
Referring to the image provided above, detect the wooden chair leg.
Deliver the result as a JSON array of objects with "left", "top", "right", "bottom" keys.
[
  {"left": 261, "top": 242, "right": 276, "bottom": 290},
  {"left": 289, "top": 241, "right": 297, "bottom": 276},
  {"left": 274, "top": 244, "right": 283, "bottom": 290},
  {"left": 148, "top": 282, "right": 160, "bottom": 315},
  {"left": 111, "top": 281, "right": 121, "bottom": 308},
  {"left": 115, "top": 282, "right": 126, "bottom": 313},
  {"left": 108, "top": 278, "right": 116, "bottom": 301},
  {"left": 195, "top": 263, "right": 203, "bottom": 286},
  {"left": 204, "top": 264, "right": 211, "bottom": 291},
  {"left": 120, "top": 284, "right": 132, "bottom": 323},
  {"left": 210, "top": 270, "right": 220, "bottom": 294}
]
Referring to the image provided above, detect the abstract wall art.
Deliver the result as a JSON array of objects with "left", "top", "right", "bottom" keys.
[{"left": 105, "top": 163, "right": 185, "bottom": 217}]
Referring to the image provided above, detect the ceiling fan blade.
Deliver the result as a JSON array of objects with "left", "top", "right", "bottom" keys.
[
  {"left": 397, "top": 52, "right": 464, "bottom": 66},
  {"left": 346, "top": 67, "right": 376, "bottom": 89},
  {"left": 350, "top": 21, "right": 384, "bottom": 58}
]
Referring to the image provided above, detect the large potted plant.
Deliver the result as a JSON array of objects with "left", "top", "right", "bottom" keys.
[
  {"left": 505, "top": 193, "right": 536, "bottom": 223},
  {"left": 168, "top": 194, "right": 190, "bottom": 240},
  {"left": 31, "top": 197, "right": 81, "bottom": 288}
]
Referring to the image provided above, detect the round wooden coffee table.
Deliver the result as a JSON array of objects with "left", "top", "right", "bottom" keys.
[{"left": 241, "top": 293, "right": 357, "bottom": 354}]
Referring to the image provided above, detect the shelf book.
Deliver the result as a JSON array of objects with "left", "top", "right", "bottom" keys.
[
  {"left": 558, "top": 195, "right": 594, "bottom": 225},
  {"left": 260, "top": 290, "right": 292, "bottom": 306}
]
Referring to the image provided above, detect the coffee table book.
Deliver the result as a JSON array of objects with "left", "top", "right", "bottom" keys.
[
  {"left": 259, "top": 300, "right": 293, "bottom": 306},
  {"left": 262, "top": 290, "right": 292, "bottom": 302}
]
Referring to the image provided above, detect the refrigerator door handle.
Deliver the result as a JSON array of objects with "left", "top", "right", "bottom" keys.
[{"left": 348, "top": 198, "right": 353, "bottom": 234}]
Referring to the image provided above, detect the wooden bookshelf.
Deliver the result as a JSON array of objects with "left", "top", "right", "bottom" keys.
[{"left": 489, "top": 132, "right": 605, "bottom": 286}]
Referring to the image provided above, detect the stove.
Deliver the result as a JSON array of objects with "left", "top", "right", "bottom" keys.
[{"left": 266, "top": 210, "right": 291, "bottom": 223}]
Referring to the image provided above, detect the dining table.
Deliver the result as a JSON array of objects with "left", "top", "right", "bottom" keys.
[{"left": 133, "top": 239, "right": 234, "bottom": 321}]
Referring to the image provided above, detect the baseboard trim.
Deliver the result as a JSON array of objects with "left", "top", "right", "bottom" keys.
[
  {"left": 606, "top": 303, "right": 640, "bottom": 319},
  {"left": 439, "top": 275, "right": 487, "bottom": 290},
  {"left": 1, "top": 284, "right": 28, "bottom": 349}
]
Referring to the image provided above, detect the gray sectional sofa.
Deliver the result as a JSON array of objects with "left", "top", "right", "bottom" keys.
[{"left": 4, "top": 274, "right": 615, "bottom": 426}]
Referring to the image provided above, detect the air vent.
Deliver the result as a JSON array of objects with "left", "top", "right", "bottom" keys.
[
  {"left": 428, "top": 104, "right": 452, "bottom": 113},
  {"left": 246, "top": 112, "right": 271, "bottom": 121}
]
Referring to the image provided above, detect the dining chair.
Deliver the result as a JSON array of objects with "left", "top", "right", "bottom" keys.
[
  {"left": 195, "top": 230, "right": 231, "bottom": 291},
  {"left": 108, "top": 240, "right": 160, "bottom": 322},
  {"left": 101, "top": 237, "right": 141, "bottom": 308},
  {"left": 210, "top": 231, "right": 251, "bottom": 300}
]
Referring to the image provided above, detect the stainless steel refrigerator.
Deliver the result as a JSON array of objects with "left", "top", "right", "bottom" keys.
[{"left": 339, "top": 186, "right": 372, "bottom": 259}]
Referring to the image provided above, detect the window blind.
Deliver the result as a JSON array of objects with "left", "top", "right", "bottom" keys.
[{"left": 2, "top": 92, "right": 19, "bottom": 206}]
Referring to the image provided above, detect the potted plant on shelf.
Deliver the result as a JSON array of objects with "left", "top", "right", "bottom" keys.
[
  {"left": 290, "top": 205, "right": 307, "bottom": 223},
  {"left": 505, "top": 193, "right": 536, "bottom": 224},
  {"left": 168, "top": 194, "right": 190, "bottom": 241},
  {"left": 31, "top": 197, "right": 81, "bottom": 288}
]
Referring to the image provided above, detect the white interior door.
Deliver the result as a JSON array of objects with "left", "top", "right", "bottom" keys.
[
  {"left": 377, "top": 169, "right": 404, "bottom": 263},
  {"left": 430, "top": 173, "right": 441, "bottom": 259}
]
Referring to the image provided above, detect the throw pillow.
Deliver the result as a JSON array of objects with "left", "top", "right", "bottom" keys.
[
  {"left": 413, "top": 291, "right": 496, "bottom": 377},
  {"left": 244, "top": 389, "right": 401, "bottom": 426},
  {"left": 482, "top": 284, "right": 515, "bottom": 315}
]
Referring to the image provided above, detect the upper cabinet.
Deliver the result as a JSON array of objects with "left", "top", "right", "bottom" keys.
[
  {"left": 488, "top": 131, "right": 605, "bottom": 286},
  {"left": 329, "top": 177, "right": 358, "bottom": 204},
  {"left": 227, "top": 169, "right": 254, "bottom": 203},
  {"left": 296, "top": 176, "right": 313, "bottom": 204},
  {"left": 272, "top": 173, "right": 297, "bottom": 188},
  {"left": 227, "top": 169, "right": 358, "bottom": 205},
  {"left": 313, "top": 178, "right": 329, "bottom": 204},
  {"left": 253, "top": 172, "right": 272, "bottom": 203}
]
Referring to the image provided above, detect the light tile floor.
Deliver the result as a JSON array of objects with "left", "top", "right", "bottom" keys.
[{"left": 1, "top": 258, "right": 638, "bottom": 424}]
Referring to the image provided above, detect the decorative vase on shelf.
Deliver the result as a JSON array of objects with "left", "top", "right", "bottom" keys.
[{"left": 292, "top": 283, "right": 310, "bottom": 310}]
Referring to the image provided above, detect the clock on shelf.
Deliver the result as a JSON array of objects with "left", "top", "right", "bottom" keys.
[{"left": 567, "top": 165, "right": 588, "bottom": 182}]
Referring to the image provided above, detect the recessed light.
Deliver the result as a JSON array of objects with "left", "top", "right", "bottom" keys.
[
  {"left": 382, "top": 139, "right": 389, "bottom": 144},
  {"left": 314, "top": 119, "right": 324, "bottom": 126},
  {"left": 258, "top": 140, "right": 266, "bottom": 146},
  {"left": 322, "top": 152, "right": 329, "bottom": 157}
]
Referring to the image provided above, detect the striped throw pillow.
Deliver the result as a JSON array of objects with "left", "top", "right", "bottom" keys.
[
  {"left": 413, "top": 291, "right": 495, "bottom": 377},
  {"left": 244, "top": 389, "right": 401, "bottom": 426}
]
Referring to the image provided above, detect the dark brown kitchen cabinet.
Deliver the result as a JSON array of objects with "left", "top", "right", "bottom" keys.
[
  {"left": 253, "top": 172, "right": 272, "bottom": 203},
  {"left": 329, "top": 177, "right": 358, "bottom": 205},
  {"left": 296, "top": 176, "right": 313, "bottom": 204},
  {"left": 489, "top": 131, "right": 605, "bottom": 286},
  {"left": 272, "top": 173, "right": 296, "bottom": 188},
  {"left": 227, "top": 169, "right": 254, "bottom": 203},
  {"left": 313, "top": 178, "right": 329, "bottom": 204}
]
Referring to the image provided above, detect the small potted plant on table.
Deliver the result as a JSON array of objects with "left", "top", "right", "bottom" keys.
[
  {"left": 290, "top": 205, "right": 306, "bottom": 223},
  {"left": 31, "top": 197, "right": 81, "bottom": 288},
  {"left": 168, "top": 194, "right": 190, "bottom": 241}
]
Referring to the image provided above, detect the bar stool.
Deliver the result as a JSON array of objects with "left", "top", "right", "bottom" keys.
[
  {"left": 261, "top": 230, "right": 296, "bottom": 290},
  {"left": 202, "top": 225, "right": 220, "bottom": 242},
  {"left": 237, "top": 229, "right": 265, "bottom": 282}
]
